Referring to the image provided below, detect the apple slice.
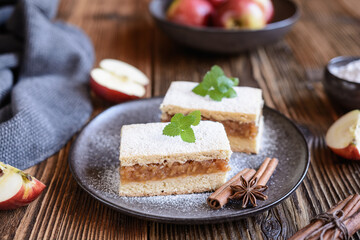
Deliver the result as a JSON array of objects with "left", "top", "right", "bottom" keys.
[
  {"left": 326, "top": 110, "right": 360, "bottom": 160},
  {"left": 99, "top": 59, "right": 149, "bottom": 86},
  {"left": 90, "top": 68, "right": 146, "bottom": 103},
  {"left": 0, "top": 162, "right": 46, "bottom": 210}
]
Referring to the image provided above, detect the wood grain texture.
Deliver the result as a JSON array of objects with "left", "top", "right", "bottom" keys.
[{"left": 1, "top": 0, "right": 360, "bottom": 239}]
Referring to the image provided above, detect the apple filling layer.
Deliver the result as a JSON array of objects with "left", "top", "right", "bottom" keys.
[
  {"left": 162, "top": 114, "right": 259, "bottom": 139},
  {"left": 120, "top": 159, "right": 230, "bottom": 183}
]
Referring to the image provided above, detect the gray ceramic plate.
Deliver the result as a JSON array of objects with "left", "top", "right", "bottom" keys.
[{"left": 69, "top": 97, "right": 309, "bottom": 224}]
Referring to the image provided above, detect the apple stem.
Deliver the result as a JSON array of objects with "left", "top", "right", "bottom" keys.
[
  {"left": 233, "top": 19, "right": 243, "bottom": 27},
  {"left": 19, "top": 171, "right": 33, "bottom": 182},
  {"left": 25, "top": 174, "right": 32, "bottom": 181},
  {"left": 0, "top": 168, "right": 3, "bottom": 177}
]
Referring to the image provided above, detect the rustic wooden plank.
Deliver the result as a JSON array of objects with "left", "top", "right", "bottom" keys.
[
  {"left": 2, "top": 0, "right": 360, "bottom": 239},
  {"left": 288, "top": 0, "right": 360, "bottom": 68}
]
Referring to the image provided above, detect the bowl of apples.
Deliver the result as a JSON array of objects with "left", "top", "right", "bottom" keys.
[{"left": 149, "top": 0, "right": 299, "bottom": 53}]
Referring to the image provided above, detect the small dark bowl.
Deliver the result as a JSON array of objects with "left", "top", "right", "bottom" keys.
[
  {"left": 149, "top": 0, "right": 300, "bottom": 54},
  {"left": 324, "top": 56, "right": 360, "bottom": 110}
]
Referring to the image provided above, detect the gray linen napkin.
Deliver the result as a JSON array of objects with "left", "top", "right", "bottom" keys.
[{"left": 0, "top": 0, "right": 94, "bottom": 169}]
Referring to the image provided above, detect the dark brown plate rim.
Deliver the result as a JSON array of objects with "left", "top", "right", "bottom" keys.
[{"left": 68, "top": 97, "right": 310, "bottom": 224}]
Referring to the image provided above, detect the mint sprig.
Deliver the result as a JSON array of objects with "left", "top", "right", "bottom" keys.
[
  {"left": 192, "top": 65, "right": 239, "bottom": 101},
  {"left": 163, "top": 111, "right": 201, "bottom": 143}
]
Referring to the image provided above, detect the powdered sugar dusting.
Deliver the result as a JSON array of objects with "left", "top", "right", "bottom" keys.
[
  {"left": 70, "top": 98, "right": 308, "bottom": 221},
  {"left": 160, "top": 81, "right": 263, "bottom": 117}
]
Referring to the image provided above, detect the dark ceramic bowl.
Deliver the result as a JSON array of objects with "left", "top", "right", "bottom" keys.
[
  {"left": 324, "top": 56, "right": 360, "bottom": 110},
  {"left": 149, "top": 0, "right": 300, "bottom": 53}
]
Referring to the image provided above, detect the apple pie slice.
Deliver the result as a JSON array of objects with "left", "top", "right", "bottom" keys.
[
  {"left": 119, "top": 121, "right": 232, "bottom": 197},
  {"left": 160, "top": 81, "right": 264, "bottom": 153}
]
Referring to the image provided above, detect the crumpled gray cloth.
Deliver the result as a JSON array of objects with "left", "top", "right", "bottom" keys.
[{"left": 0, "top": 0, "right": 94, "bottom": 169}]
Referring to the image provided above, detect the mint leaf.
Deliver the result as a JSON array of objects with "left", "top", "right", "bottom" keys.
[
  {"left": 192, "top": 84, "right": 208, "bottom": 96},
  {"left": 230, "top": 77, "right": 239, "bottom": 86},
  {"left": 202, "top": 66, "right": 224, "bottom": 89},
  {"left": 171, "top": 113, "right": 184, "bottom": 124},
  {"left": 179, "top": 115, "right": 195, "bottom": 129},
  {"left": 209, "top": 89, "right": 223, "bottom": 101},
  {"left": 225, "top": 88, "right": 237, "bottom": 98},
  {"left": 188, "top": 110, "right": 201, "bottom": 126},
  {"left": 180, "top": 128, "right": 195, "bottom": 143},
  {"left": 192, "top": 65, "right": 238, "bottom": 101},
  {"left": 202, "top": 72, "right": 216, "bottom": 89},
  {"left": 163, "top": 124, "right": 181, "bottom": 136},
  {"left": 163, "top": 111, "right": 202, "bottom": 143},
  {"left": 210, "top": 65, "right": 224, "bottom": 78},
  {"left": 217, "top": 83, "right": 230, "bottom": 94},
  {"left": 217, "top": 76, "right": 234, "bottom": 93}
]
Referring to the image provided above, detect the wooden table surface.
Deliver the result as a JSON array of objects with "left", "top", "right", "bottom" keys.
[{"left": 2, "top": 0, "right": 360, "bottom": 239}]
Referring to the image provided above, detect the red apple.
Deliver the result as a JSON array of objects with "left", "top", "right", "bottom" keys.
[
  {"left": 253, "top": 0, "right": 274, "bottom": 23},
  {"left": 90, "top": 68, "right": 146, "bottom": 103},
  {"left": 0, "top": 162, "right": 46, "bottom": 210},
  {"left": 214, "top": 0, "right": 267, "bottom": 29},
  {"left": 326, "top": 110, "right": 360, "bottom": 160},
  {"left": 208, "top": 0, "right": 227, "bottom": 8},
  {"left": 167, "top": 0, "right": 214, "bottom": 27}
]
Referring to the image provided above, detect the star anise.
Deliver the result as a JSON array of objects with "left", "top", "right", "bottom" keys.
[{"left": 229, "top": 176, "right": 268, "bottom": 208}]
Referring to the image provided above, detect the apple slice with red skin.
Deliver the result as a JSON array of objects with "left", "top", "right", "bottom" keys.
[
  {"left": 326, "top": 110, "right": 360, "bottom": 160},
  {"left": 0, "top": 162, "right": 46, "bottom": 210},
  {"left": 90, "top": 68, "right": 146, "bottom": 103}
]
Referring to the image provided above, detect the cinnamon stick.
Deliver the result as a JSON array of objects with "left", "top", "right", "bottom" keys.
[
  {"left": 317, "top": 209, "right": 360, "bottom": 239},
  {"left": 257, "top": 158, "right": 278, "bottom": 186},
  {"left": 252, "top": 157, "right": 271, "bottom": 181},
  {"left": 207, "top": 168, "right": 256, "bottom": 209},
  {"left": 289, "top": 194, "right": 360, "bottom": 240},
  {"left": 344, "top": 210, "right": 360, "bottom": 236},
  {"left": 289, "top": 195, "right": 353, "bottom": 240},
  {"left": 324, "top": 194, "right": 360, "bottom": 239}
]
